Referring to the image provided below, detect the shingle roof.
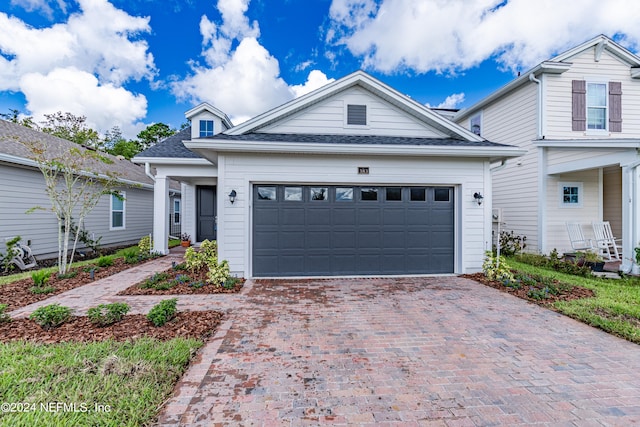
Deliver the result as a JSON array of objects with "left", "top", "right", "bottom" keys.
[
  {"left": 136, "top": 127, "right": 201, "bottom": 159},
  {"left": 0, "top": 119, "right": 154, "bottom": 186},
  {"left": 209, "top": 133, "right": 512, "bottom": 147}
]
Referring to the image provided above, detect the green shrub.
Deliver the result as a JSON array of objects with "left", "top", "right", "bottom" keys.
[
  {"left": 147, "top": 299, "right": 178, "bottom": 327},
  {"left": 223, "top": 277, "right": 241, "bottom": 289},
  {"left": 482, "top": 252, "right": 514, "bottom": 282},
  {"left": 495, "top": 230, "right": 527, "bottom": 256},
  {"left": 87, "top": 303, "right": 130, "bottom": 327},
  {"left": 29, "top": 285, "right": 56, "bottom": 295},
  {"left": 31, "top": 270, "right": 52, "bottom": 286},
  {"left": 1, "top": 236, "right": 21, "bottom": 272},
  {"left": 122, "top": 247, "right": 141, "bottom": 264},
  {"left": 57, "top": 270, "right": 78, "bottom": 280},
  {"left": 184, "top": 239, "right": 218, "bottom": 272},
  {"left": 207, "top": 260, "right": 230, "bottom": 287},
  {"left": 173, "top": 262, "right": 188, "bottom": 271},
  {"left": 138, "top": 235, "right": 152, "bottom": 254},
  {"left": 95, "top": 255, "right": 114, "bottom": 267},
  {"left": 83, "top": 266, "right": 99, "bottom": 273},
  {"left": 140, "top": 272, "right": 171, "bottom": 289},
  {"left": 0, "top": 304, "right": 10, "bottom": 323},
  {"left": 188, "top": 280, "right": 205, "bottom": 289},
  {"left": 29, "top": 304, "right": 73, "bottom": 329}
]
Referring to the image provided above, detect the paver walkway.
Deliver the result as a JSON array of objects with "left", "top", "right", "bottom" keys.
[{"left": 8, "top": 258, "right": 640, "bottom": 426}]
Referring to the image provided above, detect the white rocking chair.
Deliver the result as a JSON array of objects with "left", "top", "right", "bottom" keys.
[
  {"left": 591, "top": 221, "right": 621, "bottom": 261},
  {"left": 565, "top": 222, "right": 594, "bottom": 252}
]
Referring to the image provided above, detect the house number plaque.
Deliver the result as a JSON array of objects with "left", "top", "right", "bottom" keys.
[{"left": 358, "top": 167, "right": 369, "bottom": 174}]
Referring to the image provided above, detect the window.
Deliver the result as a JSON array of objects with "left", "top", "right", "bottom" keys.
[
  {"left": 347, "top": 104, "right": 367, "bottom": 125},
  {"left": 434, "top": 188, "right": 450, "bottom": 202},
  {"left": 470, "top": 113, "right": 482, "bottom": 136},
  {"left": 386, "top": 187, "right": 402, "bottom": 201},
  {"left": 284, "top": 187, "right": 302, "bottom": 201},
  {"left": 335, "top": 187, "right": 353, "bottom": 201},
  {"left": 110, "top": 192, "right": 125, "bottom": 229},
  {"left": 410, "top": 188, "right": 426, "bottom": 201},
  {"left": 257, "top": 186, "right": 277, "bottom": 200},
  {"left": 587, "top": 83, "right": 607, "bottom": 130},
  {"left": 173, "top": 199, "right": 180, "bottom": 224},
  {"left": 572, "top": 80, "right": 622, "bottom": 132},
  {"left": 560, "top": 182, "right": 582, "bottom": 207},
  {"left": 361, "top": 187, "right": 378, "bottom": 201},
  {"left": 199, "top": 120, "right": 214, "bottom": 137},
  {"left": 311, "top": 187, "right": 328, "bottom": 201}
]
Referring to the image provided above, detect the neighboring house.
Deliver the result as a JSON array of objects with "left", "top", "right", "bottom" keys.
[
  {"left": 0, "top": 119, "right": 177, "bottom": 260},
  {"left": 454, "top": 35, "right": 640, "bottom": 270},
  {"left": 134, "top": 71, "right": 524, "bottom": 278}
]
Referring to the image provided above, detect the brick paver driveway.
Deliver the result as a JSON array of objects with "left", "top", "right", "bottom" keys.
[{"left": 158, "top": 277, "right": 640, "bottom": 426}]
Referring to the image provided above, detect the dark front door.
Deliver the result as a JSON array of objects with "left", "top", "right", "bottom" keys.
[{"left": 197, "top": 186, "right": 216, "bottom": 242}]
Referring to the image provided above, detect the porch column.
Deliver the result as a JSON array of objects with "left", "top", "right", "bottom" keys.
[
  {"left": 153, "top": 175, "right": 170, "bottom": 255},
  {"left": 621, "top": 165, "right": 639, "bottom": 272}
]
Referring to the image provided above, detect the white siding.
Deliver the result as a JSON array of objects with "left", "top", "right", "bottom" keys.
[
  {"left": 545, "top": 49, "right": 640, "bottom": 138},
  {"left": 547, "top": 147, "right": 629, "bottom": 168},
  {"left": 0, "top": 163, "right": 153, "bottom": 260},
  {"left": 545, "top": 170, "right": 600, "bottom": 253},
  {"left": 217, "top": 153, "right": 490, "bottom": 277},
  {"left": 458, "top": 82, "right": 541, "bottom": 250},
  {"left": 190, "top": 111, "right": 226, "bottom": 139},
  {"left": 261, "top": 86, "right": 448, "bottom": 137}
]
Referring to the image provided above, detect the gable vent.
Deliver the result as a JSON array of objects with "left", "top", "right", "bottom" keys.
[{"left": 347, "top": 104, "right": 367, "bottom": 125}]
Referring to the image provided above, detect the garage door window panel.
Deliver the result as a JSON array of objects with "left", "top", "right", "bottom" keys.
[
  {"left": 361, "top": 187, "right": 378, "bottom": 201},
  {"left": 385, "top": 187, "right": 402, "bottom": 201},
  {"left": 284, "top": 187, "right": 303, "bottom": 201},
  {"left": 336, "top": 187, "right": 353, "bottom": 201},
  {"left": 311, "top": 187, "right": 328, "bottom": 201},
  {"left": 257, "top": 186, "right": 277, "bottom": 200},
  {"left": 410, "top": 188, "right": 426, "bottom": 201}
]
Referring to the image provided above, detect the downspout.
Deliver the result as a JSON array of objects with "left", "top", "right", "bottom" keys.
[
  {"left": 490, "top": 159, "right": 507, "bottom": 172},
  {"left": 529, "top": 73, "right": 542, "bottom": 139},
  {"left": 145, "top": 162, "right": 156, "bottom": 182}
]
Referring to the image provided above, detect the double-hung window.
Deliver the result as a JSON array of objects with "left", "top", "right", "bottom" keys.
[
  {"left": 111, "top": 192, "right": 125, "bottom": 229},
  {"left": 587, "top": 83, "right": 607, "bottom": 130}
]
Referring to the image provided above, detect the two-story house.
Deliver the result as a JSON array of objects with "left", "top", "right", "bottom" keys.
[
  {"left": 455, "top": 35, "right": 640, "bottom": 271},
  {"left": 134, "top": 71, "right": 524, "bottom": 278}
]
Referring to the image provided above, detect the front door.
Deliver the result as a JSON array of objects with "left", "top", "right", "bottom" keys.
[{"left": 197, "top": 186, "right": 216, "bottom": 242}]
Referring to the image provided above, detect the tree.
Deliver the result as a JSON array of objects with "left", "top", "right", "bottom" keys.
[
  {"left": 103, "top": 126, "right": 141, "bottom": 159},
  {"left": 21, "top": 138, "right": 123, "bottom": 274},
  {"left": 40, "top": 111, "right": 101, "bottom": 149},
  {"left": 0, "top": 108, "right": 36, "bottom": 128},
  {"left": 136, "top": 123, "right": 175, "bottom": 150}
]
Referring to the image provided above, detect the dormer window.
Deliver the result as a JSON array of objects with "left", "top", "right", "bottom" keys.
[
  {"left": 199, "top": 120, "right": 214, "bottom": 137},
  {"left": 347, "top": 104, "right": 367, "bottom": 126}
]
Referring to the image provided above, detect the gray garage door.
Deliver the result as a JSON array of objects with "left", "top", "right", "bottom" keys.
[{"left": 253, "top": 185, "right": 454, "bottom": 276}]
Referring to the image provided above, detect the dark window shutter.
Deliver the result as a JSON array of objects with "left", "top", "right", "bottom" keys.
[
  {"left": 609, "top": 81, "right": 622, "bottom": 132},
  {"left": 347, "top": 104, "right": 367, "bottom": 125},
  {"left": 572, "top": 80, "right": 586, "bottom": 131}
]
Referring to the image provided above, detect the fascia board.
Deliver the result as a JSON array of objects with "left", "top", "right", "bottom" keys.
[
  {"left": 185, "top": 140, "right": 526, "bottom": 160},
  {"left": 534, "top": 139, "right": 640, "bottom": 148},
  {"left": 132, "top": 157, "right": 213, "bottom": 166}
]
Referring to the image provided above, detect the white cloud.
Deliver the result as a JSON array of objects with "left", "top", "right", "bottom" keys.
[
  {"left": 21, "top": 67, "right": 148, "bottom": 136},
  {"left": 426, "top": 93, "right": 465, "bottom": 109},
  {"left": 173, "top": 0, "right": 333, "bottom": 123},
  {"left": 0, "top": 0, "right": 155, "bottom": 137},
  {"left": 10, "top": 0, "right": 67, "bottom": 17},
  {"left": 328, "top": 0, "right": 640, "bottom": 74}
]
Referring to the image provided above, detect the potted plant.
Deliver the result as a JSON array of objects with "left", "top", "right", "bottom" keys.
[
  {"left": 180, "top": 233, "right": 191, "bottom": 247},
  {"left": 576, "top": 250, "right": 605, "bottom": 272}
]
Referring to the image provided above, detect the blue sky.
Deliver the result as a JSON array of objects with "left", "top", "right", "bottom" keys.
[{"left": 1, "top": 0, "right": 639, "bottom": 138}]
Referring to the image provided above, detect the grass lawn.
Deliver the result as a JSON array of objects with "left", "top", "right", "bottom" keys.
[
  {"left": 507, "top": 257, "right": 640, "bottom": 344},
  {"left": 0, "top": 338, "right": 202, "bottom": 426}
]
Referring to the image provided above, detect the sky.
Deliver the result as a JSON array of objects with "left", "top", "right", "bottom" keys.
[{"left": 1, "top": 0, "right": 640, "bottom": 139}]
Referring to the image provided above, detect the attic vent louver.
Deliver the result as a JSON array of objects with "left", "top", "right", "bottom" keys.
[{"left": 347, "top": 104, "right": 367, "bottom": 125}]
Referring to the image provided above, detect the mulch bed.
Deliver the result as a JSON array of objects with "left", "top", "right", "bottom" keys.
[
  {"left": 462, "top": 272, "right": 595, "bottom": 304},
  {"left": 117, "top": 267, "right": 244, "bottom": 296},
  {"left": 0, "top": 311, "right": 224, "bottom": 344},
  {"left": 0, "top": 258, "right": 151, "bottom": 312}
]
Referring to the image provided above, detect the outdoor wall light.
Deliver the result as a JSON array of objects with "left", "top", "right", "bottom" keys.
[
  {"left": 228, "top": 189, "right": 237, "bottom": 204},
  {"left": 473, "top": 192, "right": 484, "bottom": 205}
]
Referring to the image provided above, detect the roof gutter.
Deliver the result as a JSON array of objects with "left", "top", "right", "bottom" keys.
[{"left": 144, "top": 162, "right": 155, "bottom": 182}]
